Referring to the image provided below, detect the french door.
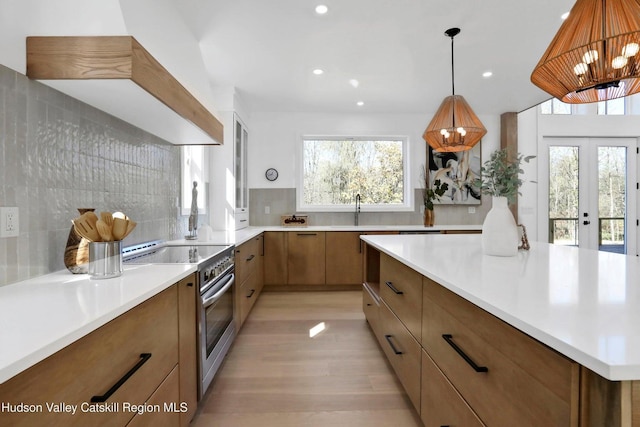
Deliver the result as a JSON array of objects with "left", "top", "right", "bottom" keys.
[{"left": 538, "top": 137, "right": 637, "bottom": 255}]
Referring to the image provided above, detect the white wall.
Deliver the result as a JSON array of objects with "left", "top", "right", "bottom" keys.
[{"left": 247, "top": 111, "right": 501, "bottom": 196}]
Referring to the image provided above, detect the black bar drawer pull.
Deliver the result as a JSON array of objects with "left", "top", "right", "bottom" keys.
[
  {"left": 297, "top": 233, "right": 317, "bottom": 236},
  {"left": 91, "top": 353, "right": 152, "bottom": 402},
  {"left": 247, "top": 289, "right": 255, "bottom": 298},
  {"left": 385, "top": 281, "right": 403, "bottom": 295},
  {"left": 442, "top": 334, "right": 488, "bottom": 373},
  {"left": 246, "top": 254, "right": 255, "bottom": 262},
  {"left": 384, "top": 334, "right": 403, "bottom": 355}
]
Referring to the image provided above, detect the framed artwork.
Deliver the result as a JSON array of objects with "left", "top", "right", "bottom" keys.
[{"left": 427, "top": 144, "right": 481, "bottom": 205}]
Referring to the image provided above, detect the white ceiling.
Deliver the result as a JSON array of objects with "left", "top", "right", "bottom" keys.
[{"left": 177, "top": 0, "right": 576, "bottom": 115}]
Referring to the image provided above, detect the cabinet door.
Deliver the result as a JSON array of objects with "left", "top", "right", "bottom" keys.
[
  {"left": 264, "top": 231, "right": 287, "bottom": 285},
  {"left": 325, "top": 232, "right": 363, "bottom": 285},
  {"left": 234, "top": 114, "right": 248, "bottom": 214},
  {"left": 177, "top": 274, "right": 197, "bottom": 426},
  {"left": 287, "top": 232, "right": 325, "bottom": 285}
]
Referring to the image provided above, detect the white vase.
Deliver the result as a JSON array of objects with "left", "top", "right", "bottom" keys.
[{"left": 482, "top": 196, "right": 519, "bottom": 256}]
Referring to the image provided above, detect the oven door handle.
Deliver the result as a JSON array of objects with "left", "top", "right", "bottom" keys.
[{"left": 202, "top": 273, "right": 235, "bottom": 308}]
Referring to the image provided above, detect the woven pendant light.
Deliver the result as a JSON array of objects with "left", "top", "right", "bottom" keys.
[
  {"left": 424, "top": 28, "right": 486, "bottom": 153},
  {"left": 531, "top": 0, "right": 640, "bottom": 103}
]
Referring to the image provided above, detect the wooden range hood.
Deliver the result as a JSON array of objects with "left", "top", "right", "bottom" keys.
[{"left": 26, "top": 36, "right": 223, "bottom": 145}]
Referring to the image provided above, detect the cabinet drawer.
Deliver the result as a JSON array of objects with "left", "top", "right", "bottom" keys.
[
  {"left": 0, "top": 286, "right": 179, "bottom": 427},
  {"left": 126, "top": 365, "right": 180, "bottom": 427},
  {"left": 421, "top": 349, "right": 485, "bottom": 427},
  {"left": 380, "top": 253, "right": 422, "bottom": 340},
  {"left": 238, "top": 271, "right": 262, "bottom": 327},
  {"left": 379, "top": 300, "right": 421, "bottom": 412},
  {"left": 422, "top": 278, "right": 579, "bottom": 427},
  {"left": 235, "top": 237, "right": 261, "bottom": 285},
  {"left": 362, "top": 284, "right": 380, "bottom": 336}
]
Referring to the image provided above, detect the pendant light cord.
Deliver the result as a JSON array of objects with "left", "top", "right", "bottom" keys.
[{"left": 450, "top": 33, "right": 455, "bottom": 96}]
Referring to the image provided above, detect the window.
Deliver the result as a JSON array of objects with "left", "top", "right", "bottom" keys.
[
  {"left": 540, "top": 98, "right": 572, "bottom": 115},
  {"left": 181, "top": 146, "right": 207, "bottom": 215},
  {"left": 597, "top": 98, "right": 625, "bottom": 115},
  {"left": 298, "top": 136, "right": 410, "bottom": 211}
]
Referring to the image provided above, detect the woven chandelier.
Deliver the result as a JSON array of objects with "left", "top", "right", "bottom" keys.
[
  {"left": 424, "top": 28, "right": 486, "bottom": 152},
  {"left": 531, "top": 0, "right": 640, "bottom": 103}
]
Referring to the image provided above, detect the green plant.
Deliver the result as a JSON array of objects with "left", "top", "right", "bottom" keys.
[
  {"left": 475, "top": 148, "right": 535, "bottom": 203},
  {"left": 421, "top": 165, "right": 449, "bottom": 210}
]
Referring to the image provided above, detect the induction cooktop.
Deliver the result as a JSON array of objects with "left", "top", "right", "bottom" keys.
[{"left": 123, "top": 241, "right": 231, "bottom": 265}]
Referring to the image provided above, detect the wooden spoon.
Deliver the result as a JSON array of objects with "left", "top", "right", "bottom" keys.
[
  {"left": 72, "top": 212, "right": 101, "bottom": 242},
  {"left": 100, "top": 211, "right": 113, "bottom": 227},
  {"left": 112, "top": 218, "right": 128, "bottom": 241},
  {"left": 96, "top": 219, "right": 113, "bottom": 242}
]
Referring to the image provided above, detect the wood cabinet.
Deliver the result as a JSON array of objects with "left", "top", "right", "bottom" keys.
[
  {"left": 380, "top": 253, "right": 422, "bottom": 341},
  {"left": 378, "top": 299, "right": 421, "bottom": 411},
  {"left": 326, "top": 232, "right": 363, "bottom": 285},
  {"left": 235, "top": 234, "right": 264, "bottom": 330},
  {"left": 422, "top": 277, "right": 579, "bottom": 426},
  {"left": 265, "top": 230, "right": 398, "bottom": 288},
  {"left": 287, "top": 232, "right": 325, "bottom": 285},
  {"left": 177, "top": 274, "right": 198, "bottom": 427},
  {"left": 0, "top": 284, "right": 183, "bottom": 427},
  {"left": 363, "top": 243, "right": 591, "bottom": 426},
  {"left": 264, "top": 231, "right": 287, "bottom": 285},
  {"left": 421, "top": 349, "right": 485, "bottom": 427}
]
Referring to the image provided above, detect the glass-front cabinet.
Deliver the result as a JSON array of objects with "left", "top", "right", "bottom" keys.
[{"left": 234, "top": 114, "right": 249, "bottom": 229}]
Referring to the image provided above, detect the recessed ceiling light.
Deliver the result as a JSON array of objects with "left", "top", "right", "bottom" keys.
[
  {"left": 357, "top": 101, "right": 364, "bottom": 106},
  {"left": 349, "top": 79, "right": 360, "bottom": 88},
  {"left": 482, "top": 71, "right": 493, "bottom": 78},
  {"left": 315, "top": 5, "right": 328, "bottom": 15},
  {"left": 313, "top": 69, "right": 324, "bottom": 75},
  {"left": 561, "top": 11, "right": 569, "bottom": 20}
]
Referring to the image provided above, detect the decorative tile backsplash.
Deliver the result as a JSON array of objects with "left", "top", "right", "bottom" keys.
[
  {"left": 0, "top": 65, "right": 185, "bottom": 286},
  {"left": 249, "top": 188, "right": 487, "bottom": 226}
]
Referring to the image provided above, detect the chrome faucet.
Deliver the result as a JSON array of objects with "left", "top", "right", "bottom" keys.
[{"left": 355, "top": 193, "right": 361, "bottom": 226}]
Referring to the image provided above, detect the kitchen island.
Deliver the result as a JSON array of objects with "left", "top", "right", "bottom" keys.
[{"left": 361, "top": 233, "right": 640, "bottom": 426}]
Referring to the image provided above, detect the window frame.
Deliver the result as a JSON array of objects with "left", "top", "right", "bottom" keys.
[
  {"left": 181, "top": 145, "right": 208, "bottom": 216},
  {"left": 296, "top": 135, "right": 412, "bottom": 212},
  {"left": 540, "top": 98, "right": 573, "bottom": 115},
  {"left": 597, "top": 97, "right": 626, "bottom": 115}
]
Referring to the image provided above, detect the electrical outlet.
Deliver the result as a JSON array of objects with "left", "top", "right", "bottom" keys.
[
  {"left": 265, "top": 206, "right": 271, "bottom": 214},
  {"left": 468, "top": 207, "right": 476, "bottom": 214},
  {"left": 0, "top": 207, "right": 19, "bottom": 238}
]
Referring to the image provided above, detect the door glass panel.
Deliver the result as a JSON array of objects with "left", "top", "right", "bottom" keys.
[
  {"left": 598, "top": 147, "right": 627, "bottom": 253},
  {"left": 548, "top": 146, "right": 579, "bottom": 246}
]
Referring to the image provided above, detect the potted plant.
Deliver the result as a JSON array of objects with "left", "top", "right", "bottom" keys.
[
  {"left": 421, "top": 165, "right": 448, "bottom": 227},
  {"left": 475, "top": 148, "right": 534, "bottom": 256}
]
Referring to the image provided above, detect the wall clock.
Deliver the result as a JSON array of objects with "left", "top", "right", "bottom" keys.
[{"left": 265, "top": 168, "right": 279, "bottom": 181}]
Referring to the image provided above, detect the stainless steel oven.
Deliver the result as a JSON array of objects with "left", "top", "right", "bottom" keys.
[
  {"left": 197, "top": 247, "right": 235, "bottom": 397},
  {"left": 123, "top": 241, "right": 236, "bottom": 399}
]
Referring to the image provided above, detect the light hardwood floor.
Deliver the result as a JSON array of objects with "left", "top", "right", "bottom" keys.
[{"left": 192, "top": 290, "right": 423, "bottom": 427}]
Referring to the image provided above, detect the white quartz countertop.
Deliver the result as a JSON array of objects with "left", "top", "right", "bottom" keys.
[
  {"left": 361, "top": 233, "right": 640, "bottom": 381},
  {"left": 0, "top": 264, "right": 195, "bottom": 384}
]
